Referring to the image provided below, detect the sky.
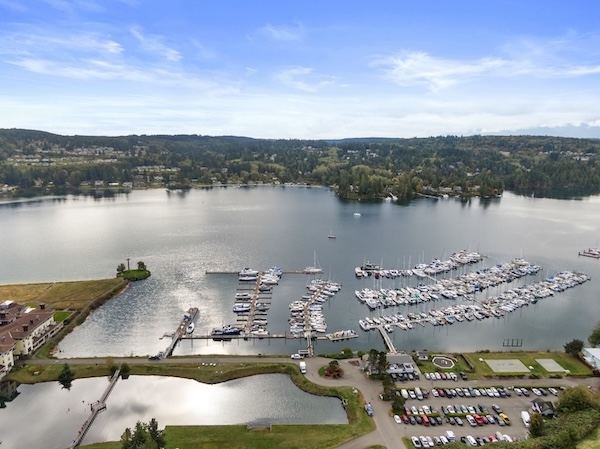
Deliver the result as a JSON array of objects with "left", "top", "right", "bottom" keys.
[{"left": 1, "top": 0, "right": 600, "bottom": 139}]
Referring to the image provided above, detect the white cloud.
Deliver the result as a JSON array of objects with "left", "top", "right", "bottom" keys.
[
  {"left": 259, "top": 23, "right": 304, "bottom": 42},
  {"left": 129, "top": 26, "right": 182, "bottom": 62},
  {"left": 377, "top": 32, "right": 600, "bottom": 91},
  {"left": 274, "top": 66, "right": 335, "bottom": 93},
  {"left": 375, "top": 51, "right": 508, "bottom": 90}
]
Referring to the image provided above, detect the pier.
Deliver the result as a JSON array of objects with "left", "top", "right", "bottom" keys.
[
  {"left": 69, "top": 369, "right": 120, "bottom": 448},
  {"left": 161, "top": 307, "right": 199, "bottom": 358},
  {"left": 375, "top": 325, "right": 397, "bottom": 353}
]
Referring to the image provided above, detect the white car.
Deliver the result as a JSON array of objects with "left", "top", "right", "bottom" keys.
[
  {"left": 290, "top": 353, "right": 303, "bottom": 360},
  {"left": 532, "top": 388, "right": 542, "bottom": 396},
  {"left": 394, "top": 414, "right": 402, "bottom": 424},
  {"left": 411, "top": 436, "right": 422, "bottom": 448}
]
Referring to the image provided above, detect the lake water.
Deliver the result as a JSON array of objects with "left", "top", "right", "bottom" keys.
[
  {"left": 1, "top": 186, "right": 599, "bottom": 355},
  {"left": 0, "top": 374, "right": 347, "bottom": 448},
  {"left": 1, "top": 186, "right": 599, "bottom": 446}
]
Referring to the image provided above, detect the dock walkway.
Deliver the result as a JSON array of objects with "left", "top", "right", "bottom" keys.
[
  {"left": 375, "top": 325, "right": 396, "bottom": 353},
  {"left": 69, "top": 368, "right": 120, "bottom": 448},
  {"left": 163, "top": 307, "right": 198, "bottom": 357}
]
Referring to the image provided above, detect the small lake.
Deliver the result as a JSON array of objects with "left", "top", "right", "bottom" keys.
[{"left": 0, "top": 374, "right": 348, "bottom": 448}]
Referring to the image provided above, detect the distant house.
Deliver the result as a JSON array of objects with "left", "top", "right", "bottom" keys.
[
  {"left": 582, "top": 347, "right": 600, "bottom": 369},
  {"left": 531, "top": 398, "right": 556, "bottom": 416},
  {"left": 417, "top": 350, "right": 429, "bottom": 361}
]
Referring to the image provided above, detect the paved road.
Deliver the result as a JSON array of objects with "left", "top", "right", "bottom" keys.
[{"left": 25, "top": 355, "right": 600, "bottom": 449}]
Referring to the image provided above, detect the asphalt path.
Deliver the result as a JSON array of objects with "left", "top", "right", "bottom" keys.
[{"left": 23, "top": 355, "right": 600, "bottom": 449}]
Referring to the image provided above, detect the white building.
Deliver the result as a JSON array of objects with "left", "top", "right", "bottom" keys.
[
  {"left": 0, "top": 301, "right": 62, "bottom": 381},
  {"left": 582, "top": 347, "right": 600, "bottom": 369}
]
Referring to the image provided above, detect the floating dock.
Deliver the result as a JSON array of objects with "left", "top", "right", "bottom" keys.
[{"left": 579, "top": 248, "right": 600, "bottom": 259}]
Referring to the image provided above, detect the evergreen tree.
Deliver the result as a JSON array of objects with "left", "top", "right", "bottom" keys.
[{"left": 58, "top": 363, "right": 74, "bottom": 390}]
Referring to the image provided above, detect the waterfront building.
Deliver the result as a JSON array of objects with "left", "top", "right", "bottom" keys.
[{"left": 0, "top": 301, "right": 61, "bottom": 381}]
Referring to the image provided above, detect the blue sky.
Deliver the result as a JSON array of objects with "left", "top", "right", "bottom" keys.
[{"left": 1, "top": 0, "right": 600, "bottom": 139}]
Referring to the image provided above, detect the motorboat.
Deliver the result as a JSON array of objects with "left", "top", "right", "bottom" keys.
[
  {"left": 239, "top": 267, "right": 259, "bottom": 276},
  {"left": 251, "top": 328, "right": 269, "bottom": 337}
]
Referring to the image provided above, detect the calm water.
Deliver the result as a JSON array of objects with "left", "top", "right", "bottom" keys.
[
  {"left": 0, "top": 187, "right": 598, "bottom": 355},
  {"left": 0, "top": 374, "right": 347, "bottom": 448}
]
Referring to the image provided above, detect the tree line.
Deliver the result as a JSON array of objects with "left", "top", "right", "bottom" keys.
[{"left": 2, "top": 130, "right": 600, "bottom": 200}]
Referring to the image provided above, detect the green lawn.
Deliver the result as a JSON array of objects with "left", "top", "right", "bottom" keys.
[{"left": 80, "top": 425, "right": 361, "bottom": 449}]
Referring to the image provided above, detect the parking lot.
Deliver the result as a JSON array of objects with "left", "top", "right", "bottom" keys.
[{"left": 393, "top": 374, "right": 563, "bottom": 446}]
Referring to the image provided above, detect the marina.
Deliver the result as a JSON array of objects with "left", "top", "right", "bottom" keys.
[
  {"left": 172, "top": 256, "right": 588, "bottom": 356},
  {"left": 356, "top": 267, "right": 589, "bottom": 334}
]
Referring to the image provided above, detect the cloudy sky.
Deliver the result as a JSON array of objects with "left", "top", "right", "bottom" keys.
[{"left": 1, "top": 0, "right": 599, "bottom": 139}]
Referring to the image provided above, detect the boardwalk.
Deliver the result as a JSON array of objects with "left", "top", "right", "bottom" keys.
[
  {"left": 375, "top": 325, "right": 396, "bottom": 353},
  {"left": 69, "top": 368, "right": 120, "bottom": 448},
  {"left": 163, "top": 307, "right": 199, "bottom": 357}
]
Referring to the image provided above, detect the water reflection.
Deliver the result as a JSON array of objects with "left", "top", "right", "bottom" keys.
[{"left": 0, "top": 374, "right": 347, "bottom": 448}]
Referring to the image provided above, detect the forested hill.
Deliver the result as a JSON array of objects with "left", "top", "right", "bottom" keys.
[{"left": 1, "top": 129, "right": 600, "bottom": 200}]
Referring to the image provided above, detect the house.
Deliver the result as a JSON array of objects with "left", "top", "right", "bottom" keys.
[
  {"left": 0, "top": 301, "right": 63, "bottom": 381},
  {"left": 582, "top": 347, "right": 600, "bottom": 369},
  {"left": 531, "top": 398, "right": 556, "bottom": 416}
]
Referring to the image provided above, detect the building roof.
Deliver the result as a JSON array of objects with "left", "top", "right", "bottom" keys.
[
  {"left": 0, "top": 301, "right": 54, "bottom": 348},
  {"left": 387, "top": 352, "right": 413, "bottom": 365},
  {"left": 583, "top": 347, "right": 600, "bottom": 359}
]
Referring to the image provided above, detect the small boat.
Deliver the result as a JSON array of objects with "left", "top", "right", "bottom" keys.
[
  {"left": 353, "top": 212, "right": 361, "bottom": 217},
  {"left": 328, "top": 229, "right": 336, "bottom": 239},
  {"left": 251, "top": 328, "right": 269, "bottom": 337}
]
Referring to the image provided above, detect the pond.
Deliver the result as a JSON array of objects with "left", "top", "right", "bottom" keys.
[{"left": 0, "top": 374, "right": 348, "bottom": 448}]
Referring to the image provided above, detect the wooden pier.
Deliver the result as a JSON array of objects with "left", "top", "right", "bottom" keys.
[
  {"left": 375, "top": 325, "right": 397, "bottom": 353},
  {"left": 162, "top": 307, "right": 199, "bottom": 358},
  {"left": 69, "top": 369, "right": 120, "bottom": 448}
]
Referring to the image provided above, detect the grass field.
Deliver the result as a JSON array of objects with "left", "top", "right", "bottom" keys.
[{"left": 0, "top": 278, "right": 125, "bottom": 310}]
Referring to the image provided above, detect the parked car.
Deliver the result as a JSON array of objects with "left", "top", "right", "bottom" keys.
[
  {"left": 394, "top": 414, "right": 402, "bottom": 424},
  {"left": 499, "top": 413, "right": 511, "bottom": 425},
  {"left": 411, "top": 436, "right": 422, "bottom": 448},
  {"left": 290, "top": 353, "right": 303, "bottom": 359}
]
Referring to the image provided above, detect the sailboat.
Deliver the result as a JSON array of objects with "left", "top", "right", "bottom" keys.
[
  {"left": 304, "top": 251, "right": 323, "bottom": 274},
  {"left": 328, "top": 229, "right": 336, "bottom": 239}
]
